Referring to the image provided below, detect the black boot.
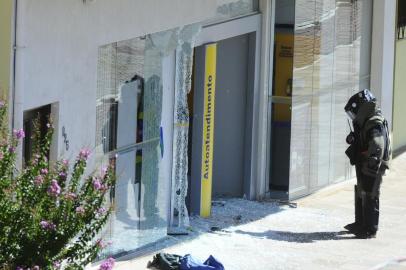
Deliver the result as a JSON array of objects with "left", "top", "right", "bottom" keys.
[
  {"left": 354, "top": 230, "right": 376, "bottom": 239},
  {"left": 353, "top": 191, "right": 379, "bottom": 239},
  {"left": 356, "top": 192, "right": 379, "bottom": 239},
  {"left": 345, "top": 185, "right": 363, "bottom": 233}
]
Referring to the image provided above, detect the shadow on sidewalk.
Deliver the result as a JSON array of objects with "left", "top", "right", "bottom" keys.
[{"left": 234, "top": 229, "right": 355, "bottom": 243}]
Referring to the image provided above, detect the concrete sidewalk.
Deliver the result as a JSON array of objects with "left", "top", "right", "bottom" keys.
[{"left": 94, "top": 152, "right": 406, "bottom": 270}]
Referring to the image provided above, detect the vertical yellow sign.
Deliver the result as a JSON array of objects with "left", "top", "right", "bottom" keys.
[{"left": 200, "top": 43, "right": 217, "bottom": 217}]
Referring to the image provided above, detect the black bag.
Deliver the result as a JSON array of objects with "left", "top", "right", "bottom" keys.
[{"left": 346, "top": 144, "right": 358, "bottom": 165}]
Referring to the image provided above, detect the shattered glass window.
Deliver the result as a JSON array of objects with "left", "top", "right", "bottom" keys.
[
  {"left": 95, "top": 0, "right": 259, "bottom": 256},
  {"left": 96, "top": 35, "right": 166, "bottom": 256},
  {"left": 96, "top": 24, "right": 202, "bottom": 256},
  {"left": 170, "top": 24, "right": 202, "bottom": 230}
]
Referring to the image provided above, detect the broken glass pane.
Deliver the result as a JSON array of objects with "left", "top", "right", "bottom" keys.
[{"left": 216, "top": 0, "right": 258, "bottom": 18}]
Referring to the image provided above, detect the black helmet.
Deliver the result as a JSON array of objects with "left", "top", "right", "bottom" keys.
[{"left": 344, "top": 89, "right": 376, "bottom": 120}]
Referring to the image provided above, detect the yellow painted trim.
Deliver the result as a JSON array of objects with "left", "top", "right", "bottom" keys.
[
  {"left": 200, "top": 43, "right": 217, "bottom": 218},
  {"left": 175, "top": 123, "right": 189, "bottom": 127},
  {"left": 0, "top": 0, "right": 13, "bottom": 100}
]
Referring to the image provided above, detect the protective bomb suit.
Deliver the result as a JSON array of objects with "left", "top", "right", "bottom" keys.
[{"left": 344, "top": 89, "right": 391, "bottom": 239}]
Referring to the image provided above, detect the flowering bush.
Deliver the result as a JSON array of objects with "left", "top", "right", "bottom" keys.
[{"left": 0, "top": 103, "right": 116, "bottom": 269}]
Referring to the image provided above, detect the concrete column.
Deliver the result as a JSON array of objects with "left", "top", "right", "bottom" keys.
[
  {"left": 370, "top": 0, "right": 397, "bottom": 128},
  {"left": 255, "top": 0, "right": 274, "bottom": 199}
]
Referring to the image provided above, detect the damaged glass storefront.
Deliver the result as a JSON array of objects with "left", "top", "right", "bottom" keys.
[{"left": 95, "top": 0, "right": 258, "bottom": 257}]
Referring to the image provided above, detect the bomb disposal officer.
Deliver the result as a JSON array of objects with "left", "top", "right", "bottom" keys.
[{"left": 344, "top": 89, "right": 391, "bottom": 239}]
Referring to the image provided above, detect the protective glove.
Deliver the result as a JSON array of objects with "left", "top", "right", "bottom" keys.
[{"left": 346, "top": 132, "right": 355, "bottom": 145}]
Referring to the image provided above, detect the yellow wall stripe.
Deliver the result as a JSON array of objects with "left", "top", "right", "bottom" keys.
[
  {"left": 0, "top": 0, "right": 13, "bottom": 100},
  {"left": 200, "top": 43, "right": 217, "bottom": 217}
]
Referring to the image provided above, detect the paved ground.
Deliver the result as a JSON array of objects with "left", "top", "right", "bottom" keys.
[{"left": 90, "top": 152, "right": 406, "bottom": 270}]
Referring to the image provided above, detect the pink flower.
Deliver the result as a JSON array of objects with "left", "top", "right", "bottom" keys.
[
  {"left": 99, "top": 258, "right": 115, "bottom": 270},
  {"left": 34, "top": 175, "right": 44, "bottom": 186},
  {"left": 9, "top": 146, "right": 15, "bottom": 153},
  {"left": 41, "top": 168, "right": 48, "bottom": 175},
  {"left": 40, "top": 220, "right": 49, "bottom": 228},
  {"left": 40, "top": 220, "right": 56, "bottom": 230},
  {"left": 97, "top": 207, "right": 106, "bottom": 214},
  {"left": 0, "top": 100, "right": 5, "bottom": 108},
  {"left": 47, "top": 180, "right": 61, "bottom": 196},
  {"left": 62, "top": 159, "right": 69, "bottom": 166},
  {"left": 64, "top": 192, "right": 77, "bottom": 200},
  {"left": 79, "top": 148, "right": 91, "bottom": 160},
  {"left": 93, "top": 178, "right": 104, "bottom": 191},
  {"left": 101, "top": 166, "right": 108, "bottom": 178},
  {"left": 32, "top": 154, "right": 40, "bottom": 165},
  {"left": 75, "top": 206, "right": 85, "bottom": 215},
  {"left": 53, "top": 261, "right": 61, "bottom": 269},
  {"left": 58, "top": 171, "right": 67, "bottom": 178},
  {"left": 13, "top": 129, "right": 25, "bottom": 139},
  {"left": 96, "top": 239, "right": 109, "bottom": 249},
  {"left": 33, "top": 266, "right": 40, "bottom": 270}
]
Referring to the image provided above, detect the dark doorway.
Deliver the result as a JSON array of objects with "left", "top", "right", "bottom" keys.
[{"left": 23, "top": 105, "right": 52, "bottom": 167}]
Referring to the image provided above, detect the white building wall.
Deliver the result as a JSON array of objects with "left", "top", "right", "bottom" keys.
[{"left": 14, "top": 0, "right": 222, "bottom": 160}]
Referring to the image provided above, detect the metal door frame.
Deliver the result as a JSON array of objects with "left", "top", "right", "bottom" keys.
[{"left": 193, "top": 13, "right": 262, "bottom": 201}]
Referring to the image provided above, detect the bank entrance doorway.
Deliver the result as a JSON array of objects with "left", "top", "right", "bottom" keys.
[{"left": 187, "top": 15, "right": 261, "bottom": 216}]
